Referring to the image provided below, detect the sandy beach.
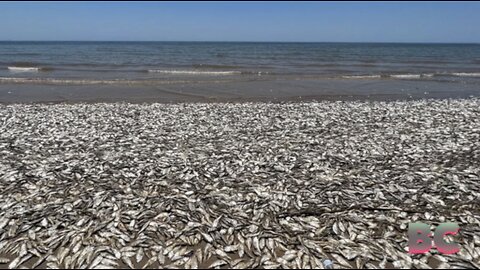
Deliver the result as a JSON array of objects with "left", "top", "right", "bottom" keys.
[{"left": 0, "top": 98, "right": 479, "bottom": 269}]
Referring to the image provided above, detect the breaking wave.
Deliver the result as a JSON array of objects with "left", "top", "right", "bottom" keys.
[
  {"left": 451, "top": 72, "right": 480, "bottom": 77},
  {"left": 389, "top": 74, "right": 423, "bottom": 79},
  {"left": 342, "top": 73, "right": 436, "bottom": 80},
  {"left": 0, "top": 77, "right": 234, "bottom": 86},
  {"left": 8, "top": 67, "right": 40, "bottom": 72},
  {"left": 0, "top": 77, "right": 121, "bottom": 85},
  {"left": 148, "top": 69, "right": 241, "bottom": 75},
  {"left": 342, "top": 75, "right": 381, "bottom": 79},
  {"left": 7, "top": 66, "right": 54, "bottom": 72}
]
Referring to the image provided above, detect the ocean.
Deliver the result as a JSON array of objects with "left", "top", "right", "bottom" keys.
[{"left": 1, "top": 42, "right": 480, "bottom": 102}]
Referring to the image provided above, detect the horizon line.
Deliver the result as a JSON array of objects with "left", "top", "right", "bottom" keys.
[{"left": 0, "top": 40, "right": 479, "bottom": 45}]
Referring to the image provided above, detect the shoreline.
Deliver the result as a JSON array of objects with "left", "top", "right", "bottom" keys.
[
  {"left": 1, "top": 95, "right": 479, "bottom": 106},
  {"left": 1, "top": 77, "right": 480, "bottom": 104}
]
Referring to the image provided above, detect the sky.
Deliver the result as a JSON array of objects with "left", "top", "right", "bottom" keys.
[{"left": 0, "top": 1, "right": 479, "bottom": 43}]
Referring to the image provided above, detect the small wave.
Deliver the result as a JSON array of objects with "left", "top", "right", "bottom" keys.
[
  {"left": 339, "top": 72, "right": 480, "bottom": 79},
  {"left": 0, "top": 77, "right": 119, "bottom": 85},
  {"left": 0, "top": 77, "right": 232, "bottom": 86},
  {"left": 390, "top": 74, "right": 435, "bottom": 79},
  {"left": 8, "top": 67, "right": 40, "bottom": 72},
  {"left": 148, "top": 69, "right": 241, "bottom": 75},
  {"left": 342, "top": 75, "right": 381, "bottom": 79},
  {"left": 390, "top": 74, "right": 422, "bottom": 79},
  {"left": 451, "top": 72, "right": 480, "bottom": 77},
  {"left": 342, "top": 73, "right": 435, "bottom": 80}
]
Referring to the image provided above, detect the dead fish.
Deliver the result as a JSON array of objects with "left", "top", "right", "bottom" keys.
[
  {"left": 136, "top": 247, "right": 144, "bottom": 263},
  {"left": 209, "top": 259, "right": 227, "bottom": 268}
]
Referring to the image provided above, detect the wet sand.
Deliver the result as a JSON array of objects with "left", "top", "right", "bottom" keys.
[{"left": 1, "top": 78, "right": 480, "bottom": 104}]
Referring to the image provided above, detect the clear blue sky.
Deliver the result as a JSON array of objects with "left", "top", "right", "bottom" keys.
[{"left": 1, "top": 1, "right": 479, "bottom": 43}]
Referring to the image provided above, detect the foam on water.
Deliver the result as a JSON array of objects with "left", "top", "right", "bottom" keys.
[
  {"left": 148, "top": 69, "right": 241, "bottom": 75},
  {"left": 390, "top": 74, "right": 422, "bottom": 79},
  {"left": 342, "top": 74, "right": 435, "bottom": 80},
  {"left": 342, "top": 75, "right": 382, "bottom": 79},
  {"left": 451, "top": 72, "right": 480, "bottom": 77},
  {"left": 0, "top": 77, "right": 224, "bottom": 86},
  {"left": 0, "top": 77, "right": 117, "bottom": 85},
  {"left": 8, "top": 67, "right": 40, "bottom": 72}
]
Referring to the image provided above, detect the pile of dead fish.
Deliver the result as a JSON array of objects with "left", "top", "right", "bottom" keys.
[{"left": 0, "top": 99, "right": 479, "bottom": 269}]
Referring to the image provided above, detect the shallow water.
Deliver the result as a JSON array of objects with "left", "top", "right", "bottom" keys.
[
  {"left": 1, "top": 42, "right": 480, "bottom": 102},
  {"left": 1, "top": 42, "right": 480, "bottom": 81}
]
